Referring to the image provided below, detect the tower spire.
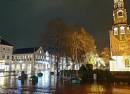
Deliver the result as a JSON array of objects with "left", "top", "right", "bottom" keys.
[{"left": 113, "top": 0, "right": 127, "bottom": 24}]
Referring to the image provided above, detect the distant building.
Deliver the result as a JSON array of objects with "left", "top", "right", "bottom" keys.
[
  {"left": 0, "top": 40, "right": 78, "bottom": 74},
  {"left": 0, "top": 39, "right": 13, "bottom": 71},
  {"left": 109, "top": 0, "right": 130, "bottom": 71},
  {"left": 12, "top": 47, "right": 51, "bottom": 75}
]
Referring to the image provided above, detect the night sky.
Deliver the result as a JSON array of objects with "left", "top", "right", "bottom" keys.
[{"left": 0, "top": 0, "right": 130, "bottom": 49}]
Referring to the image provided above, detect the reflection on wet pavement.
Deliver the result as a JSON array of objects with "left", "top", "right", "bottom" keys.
[
  {"left": 54, "top": 83, "right": 130, "bottom": 94},
  {"left": 0, "top": 71, "right": 56, "bottom": 94},
  {"left": 0, "top": 71, "right": 130, "bottom": 94}
]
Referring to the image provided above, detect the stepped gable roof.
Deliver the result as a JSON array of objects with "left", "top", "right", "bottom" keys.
[
  {"left": 0, "top": 39, "right": 13, "bottom": 46},
  {"left": 13, "top": 47, "right": 40, "bottom": 54}
]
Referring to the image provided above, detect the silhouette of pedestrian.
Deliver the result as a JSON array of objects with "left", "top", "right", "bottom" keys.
[
  {"left": 18, "top": 71, "right": 27, "bottom": 85},
  {"left": 31, "top": 75, "right": 38, "bottom": 85}
]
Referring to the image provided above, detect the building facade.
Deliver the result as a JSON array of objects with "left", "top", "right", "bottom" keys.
[
  {"left": 12, "top": 47, "right": 51, "bottom": 75},
  {"left": 0, "top": 39, "right": 13, "bottom": 71},
  {"left": 110, "top": 0, "right": 130, "bottom": 71},
  {"left": 0, "top": 38, "right": 76, "bottom": 75}
]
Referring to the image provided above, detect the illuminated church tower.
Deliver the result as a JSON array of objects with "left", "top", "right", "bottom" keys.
[{"left": 110, "top": 0, "right": 130, "bottom": 71}]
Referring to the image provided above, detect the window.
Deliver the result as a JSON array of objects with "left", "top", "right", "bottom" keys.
[
  {"left": 127, "top": 27, "right": 130, "bottom": 34},
  {"left": 24, "top": 55, "right": 26, "bottom": 59},
  {"left": 125, "top": 59, "right": 130, "bottom": 68},
  {"left": 120, "top": 26, "right": 125, "bottom": 34},
  {"left": 2, "top": 55, "right": 5, "bottom": 59},
  {"left": 7, "top": 48, "right": 10, "bottom": 51},
  {"left": 114, "top": 27, "right": 118, "bottom": 35},
  {"left": 39, "top": 50, "right": 42, "bottom": 54},
  {"left": 7, "top": 56, "right": 10, "bottom": 59}
]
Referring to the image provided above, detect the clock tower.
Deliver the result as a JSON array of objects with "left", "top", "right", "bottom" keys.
[
  {"left": 113, "top": 0, "right": 127, "bottom": 24},
  {"left": 109, "top": 0, "right": 130, "bottom": 71}
]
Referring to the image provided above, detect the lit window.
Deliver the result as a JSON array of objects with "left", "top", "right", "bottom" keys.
[
  {"left": 46, "top": 51, "right": 49, "bottom": 56},
  {"left": 125, "top": 59, "right": 130, "bottom": 68},
  {"left": 114, "top": 27, "right": 118, "bottom": 35},
  {"left": 114, "top": 27, "right": 118, "bottom": 31},
  {"left": 120, "top": 26, "right": 125, "bottom": 34},
  {"left": 40, "top": 50, "right": 42, "bottom": 54},
  {"left": 25, "top": 55, "right": 26, "bottom": 59},
  {"left": 120, "top": 26, "right": 125, "bottom": 30},
  {"left": 127, "top": 27, "right": 130, "bottom": 34}
]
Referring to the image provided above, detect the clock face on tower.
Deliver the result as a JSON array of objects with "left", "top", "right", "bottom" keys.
[
  {"left": 118, "top": 10, "right": 123, "bottom": 16},
  {"left": 118, "top": 12, "right": 123, "bottom": 16}
]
